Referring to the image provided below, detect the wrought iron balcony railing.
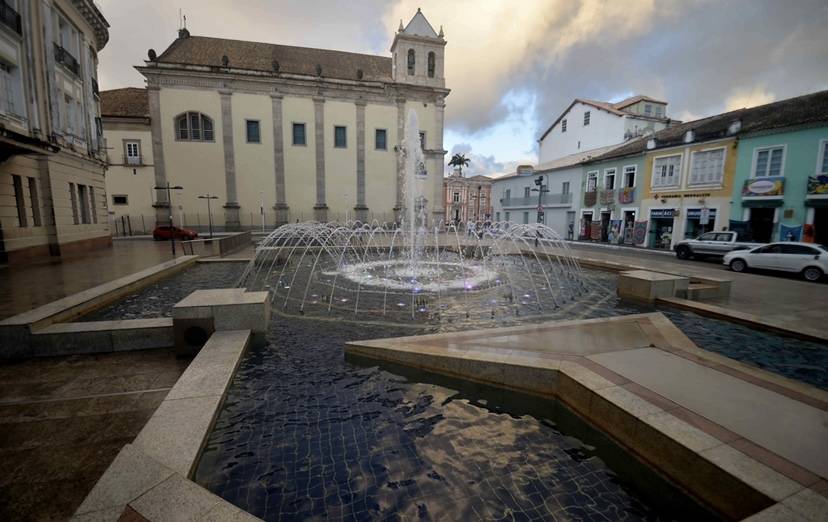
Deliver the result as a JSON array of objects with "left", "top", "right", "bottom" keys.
[
  {"left": 599, "top": 189, "right": 615, "bottom": 205},
  {"left": 54, "top": 43, "right": 80, "bottom": 77},
  {"left": 499, "top": 193, "right": 572, "bottom": 208},
  {"left": 583, "top": 190, "right": 597, "bottom": 207},
  {"left": 0, "top": 2, "right": 22, "bottom": 35}
]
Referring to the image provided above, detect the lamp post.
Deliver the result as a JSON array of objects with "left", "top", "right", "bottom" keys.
[
  {"left": 259, "top": 191, "right": 265, "bottom": 232},
  {"left": 531, "top": 175, "right": 549, "bottom": 246},
  {"left": 197, "top": 194, "right": 219, "bottom": 238},
  {"left": 476, "top": 184, "right": 482, "bottom": 222},
  {"left": 154, "top": 182, "right": 183, "bottom": 256}
]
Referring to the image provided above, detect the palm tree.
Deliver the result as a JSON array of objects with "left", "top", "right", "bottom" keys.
[{"left": 448, "top": 153, "right": 470, "bottom": 176}]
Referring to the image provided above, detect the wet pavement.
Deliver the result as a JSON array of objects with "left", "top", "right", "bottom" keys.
[
  {"left": 0, "top": 348, "right": 190, "bottom": 521},
  {"left": 0, "top": 240, "right": 175, "bottom": 320}
]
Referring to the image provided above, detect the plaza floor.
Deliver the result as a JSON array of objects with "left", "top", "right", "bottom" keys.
[
  {"left": 0, "top": 240, "right": 175, "bottom": 320},
  {"left": 0, "top": 349, "right": 190, "bottom": 521}
]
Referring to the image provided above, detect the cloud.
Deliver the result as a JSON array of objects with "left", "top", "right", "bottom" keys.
[
  {"left": 448, "top": 143, "right": 522, "bottom": 179},
  {"left": 96, "top": 0, "right": 828, "bottom": 168},
  {"left": 725, "top": 87, "right": 776, "bottom": 111}
]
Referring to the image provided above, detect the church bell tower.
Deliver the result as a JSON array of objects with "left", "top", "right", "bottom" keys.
[{"left": 390, "top": 8, "right": 446, "bottom": 88}]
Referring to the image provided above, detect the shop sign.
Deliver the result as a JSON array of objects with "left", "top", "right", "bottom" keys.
[
  {"left": 807, "top": 175, "right": 828, "bottom": 195},
  {"left": 650, "top": 208, "right": 675, "bottom": 218},
  {"left": 699, "top": 208, "right": 710, "bottom": 225},
  {"left": 686, "top": 208, "right": 717, "bottom": 219},
  {"left": 743, "top": 176, "right": 784, "bottom": 197}
]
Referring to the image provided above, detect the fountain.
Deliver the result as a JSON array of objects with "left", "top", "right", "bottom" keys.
[{"left": 239, "top": 110, "right": 589, "bottom": 325}]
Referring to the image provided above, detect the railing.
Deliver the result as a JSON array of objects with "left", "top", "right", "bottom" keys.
[
  {"left": 618, "top": 188, "right": 635, "bottom": 204},
  {"left": 54, "top": 43, "right": 80, "bottom": 77},
  {"left": 125, "top": 155, "right": 142, "bottom": 166},
  {"left": 583, "top": 190, "right": 597, "bottom": 207},
  {"left": 92, "top": 77, "right": 99, "bottom": 97},
  {"left": 499, "top": 193, "right": 572, "bottom": 208},
  {"left": 0, "top": 2, "right": 21, "bottom": 35}
]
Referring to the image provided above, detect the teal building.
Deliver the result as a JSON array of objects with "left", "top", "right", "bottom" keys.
[{"left": 730, "top": 125, "right": 828, "bottom": 244}]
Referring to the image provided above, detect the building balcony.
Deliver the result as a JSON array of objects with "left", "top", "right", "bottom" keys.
[
  {"left": 54, "top": 43, "right": 80, "bottom": 77},
  {"left": 0, "top": 2, "right": 22, "bottom": 35},
  {"left": 500, "top": 193, "right": 572, "bottom": 208},
  {"left": 583, "top": 190, "right": 597, "bottom": 207},
  {"left": 92, "top": 77, "right": 99, "bottom": 97},
  {"left": 599, "top": 189, "right": 615, "bottom": 205}
]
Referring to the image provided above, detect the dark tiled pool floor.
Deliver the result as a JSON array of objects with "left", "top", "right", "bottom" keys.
[{"left": 194, "top": 318, "right": 716, "bottom": 521}]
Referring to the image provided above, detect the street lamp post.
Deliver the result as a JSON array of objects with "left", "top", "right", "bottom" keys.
[
  {"left": 476, "top": 185, "right": 482, "bottom": 222},
  {"left": 531, "top": 175, "right": 549, "bottom": 246},
  {"left": 198, "top": 194, "right": 219, "bottom": 238},
  {"left": 259, "top": 191, "right": 265, "bottom": 232},
  {"left": 154, "top": 182, "right": 183, "bottom": 256}
]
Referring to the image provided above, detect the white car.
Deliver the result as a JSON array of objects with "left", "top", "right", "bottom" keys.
[{"left": 723, "top": 242, "right": 828, "bottom": 282}]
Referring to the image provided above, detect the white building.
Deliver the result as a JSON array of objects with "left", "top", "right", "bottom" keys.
[
  {"left": 537, "top": 95, "right": 671, "bottom": 164},
  {"left": 110, "top": 9, "right": 449, "bottom": 230}
]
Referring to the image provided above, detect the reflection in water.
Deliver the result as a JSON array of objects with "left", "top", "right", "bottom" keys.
[{"left": 194, "top": 317, "right": 716, "bottom": 521}]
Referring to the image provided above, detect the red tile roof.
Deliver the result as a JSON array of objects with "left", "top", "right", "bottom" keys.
[{"left": 100, "top": 87, "right": 149, "bottom": 118}]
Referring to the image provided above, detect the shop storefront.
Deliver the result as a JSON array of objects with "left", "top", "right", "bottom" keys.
[
  {"left": 648, "top": 208, "right": 675, "bottom": 249},
  {"left": 684, "top": 208, "right": 717, "bottom": 238}
]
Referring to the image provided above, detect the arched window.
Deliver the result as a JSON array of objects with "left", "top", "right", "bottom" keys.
[
  {"left": 407, "top": 49, "right": 415, "bottom": 75},
  {"left": 175, "top": 112, "right": 214, "bottom": 141},
  {"left": 427, "top": 52, "right": 435, "bottom": 78}
]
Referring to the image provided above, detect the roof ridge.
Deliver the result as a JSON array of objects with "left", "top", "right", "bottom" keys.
[{"left": 174, "top": 35, "right": 390, "bottom": 62}]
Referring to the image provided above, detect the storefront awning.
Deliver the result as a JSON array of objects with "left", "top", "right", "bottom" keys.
[
  {"left": 805, "top": 198, "right": 828, "bottom": 208},
  {"left": 741, "top": 199, "right": 783, "bottom": 208}
]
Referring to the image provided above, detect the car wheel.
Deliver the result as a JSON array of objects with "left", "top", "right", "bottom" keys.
[
  {"left": 675, "top": 246, "right": 692, "bottom": 260},
  {"left": 802, "top": 266, "right": 823, "bottom": 282},
  {"left": 730, "top": 258, "right": 747, "bottom": 273},
  {"left": 153, "top": 234, "right": 161, "bottom": 241}
]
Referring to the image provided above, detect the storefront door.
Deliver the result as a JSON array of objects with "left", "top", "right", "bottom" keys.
[
  {"left": 649, "top": 208, "right": 675, "bottom": 249},
  {"left": 600, "top": 211, "right": 611, "bottom": 242},
  {"left": 814, "top": 208, "right": 828, "bottom": 245},
  {"left": 749, "top": 208, "right": 775, "bottom": 242}
]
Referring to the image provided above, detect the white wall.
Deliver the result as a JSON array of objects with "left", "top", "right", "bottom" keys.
[{"left": 539, "top": 103, "right": 625, "bottom": 164}]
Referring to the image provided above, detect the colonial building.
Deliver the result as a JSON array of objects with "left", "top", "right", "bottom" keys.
[
  {"left": 727, "top": 91, "right": 828, "bottom": 243},
  {"left": 443, "top": 171, "right": 492, "bottom": 224},
  {"left": 99, "top": 87, "right": 156, "bottom": 233},
  {"left": 492, "top": 148, "right": 613, "bottom": 238},
  {"left": 133, "top": 9, "right": 449, "bottom": 228},
  {"left": 0, "top": 0, "right": 110, "bottom": 262},
  {"left": 578, "top": 145, "right": 643, "bottom": 243},
  {"left": 537, "top": 95, "right": 672, "bottom": 164}
]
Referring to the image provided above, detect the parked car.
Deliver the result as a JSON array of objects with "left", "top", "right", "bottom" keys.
[
  {"left": 674, "top": 231, "right": 763, "bottom": 260},
  {"left": 152, "top": 225, "right": 198, "bottom": 241},
  {"left": 723, "top": 242, "right": 827, "bottom": 281}
]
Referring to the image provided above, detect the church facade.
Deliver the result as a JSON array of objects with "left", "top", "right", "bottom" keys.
[{"left": 129, "top": 9, "right": 448, "bottom": 228}]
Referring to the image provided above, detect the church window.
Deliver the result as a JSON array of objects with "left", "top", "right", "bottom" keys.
[
  {"left": 427, "top": 52, "right": 435, "bottom": 78},
  {"left": 334, "top": 126, "right": 347, "bottom": 148},
  {"left": 375, "top": 129, "right": 387, "bottom": 150},
  {"left": 292, "top": 123, "right": 306, "bottom": 145},
  {"left": 561, "top": 119, "right": 567, "bottom": 132},
  {"left": 407, "top": 49, "right": 415, "bottom": 75},
  {"left": 246, "top": 120, "right": 261, "bottom": 143},
  {"left": 175, "top": 112, "right": 214, "bottom": 141},
  {"left": 583, "top": 111, "right": 591, "bottom": 126}
]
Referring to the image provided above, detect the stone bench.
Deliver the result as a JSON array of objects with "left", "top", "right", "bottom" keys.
[{"left": 617, "top": 270, "right": 689, "bottom": 303}]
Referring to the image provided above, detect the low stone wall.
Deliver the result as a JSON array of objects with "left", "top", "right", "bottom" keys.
[
  {"left": 30, "top": 318, "right": 173, "bottom": 357},
  {"left": 0, "top": 256, "right": 197, "bottom": 359},
  {"left": 72, "top": 330, "right": 260, "bottom": 521},
  {"left": 182, "top": 231, "right": 252, "bottom": 258}
]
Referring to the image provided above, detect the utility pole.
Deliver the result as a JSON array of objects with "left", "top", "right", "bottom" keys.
[
  {"left": 155, "top": 182, "right": 183, "bottom": 256},
  {"left": 197, "top": 194, "right": 219, "bottom": 238}
]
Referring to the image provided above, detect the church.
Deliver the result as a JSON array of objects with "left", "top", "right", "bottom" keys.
[{"left": 103, "top": 9, "right": 449, "bottom": 229}]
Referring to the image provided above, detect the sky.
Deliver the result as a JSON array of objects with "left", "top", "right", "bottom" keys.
[{"left": 97, "top": 0, "right": 828, "bottom": 178}]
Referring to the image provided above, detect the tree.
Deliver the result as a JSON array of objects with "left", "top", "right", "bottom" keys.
[{"left": 448, "top": 153, "right": 470, "bottom": 176}]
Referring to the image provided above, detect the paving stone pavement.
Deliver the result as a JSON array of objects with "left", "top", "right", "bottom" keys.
[{"left": 0, "top": 349, "right": 190, "bottom": 522}]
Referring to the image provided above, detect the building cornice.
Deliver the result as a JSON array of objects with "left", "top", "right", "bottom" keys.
[
  {"left": 70, "top": 0, "right": 110, "bottom": 50},
  {"left": 136, "top": 65, "right": 450, "bottom": 105}
]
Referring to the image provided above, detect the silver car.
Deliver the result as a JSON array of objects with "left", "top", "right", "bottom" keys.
[{"left": 723, "top": 242, "right": 828, "bottom": 282}]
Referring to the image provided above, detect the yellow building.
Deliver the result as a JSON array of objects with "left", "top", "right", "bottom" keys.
[
  {"left": 117, "top": 9, "right": 448, "bottom": 230},
  {"left": 0, "top": 0, "right": 110, "bottom": 262},
  {"left": 640, "top": 136, "right": 738, "bottom": 249}
]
